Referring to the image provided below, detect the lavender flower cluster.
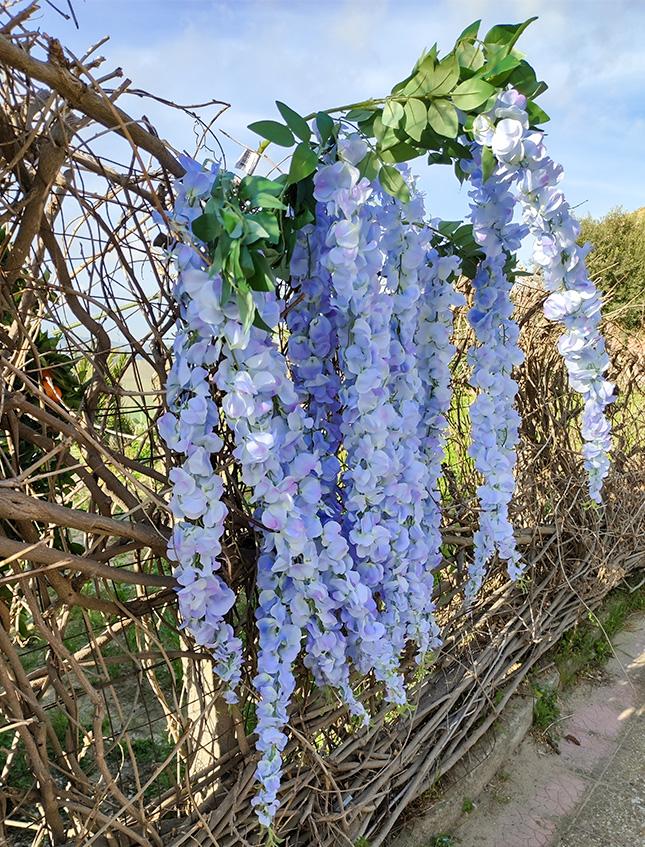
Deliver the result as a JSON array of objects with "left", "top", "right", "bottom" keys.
[
  {"left": 158, "top": 156, "right": 243, "bottom": 697},
  {"left": 415, "top": 246, "right": 464, "bottom": 603},
  {"left": 462, "top": 141, "right": 527, "bottom": 597},
  {"left": 312, "top": 145, "right": 460, "bottom": 663},
  {"left": 475, "top": 89, "right": 614, "bottom": 502},
  {"left": 214, "top": 286, "right": 374, "bottom": 824}
]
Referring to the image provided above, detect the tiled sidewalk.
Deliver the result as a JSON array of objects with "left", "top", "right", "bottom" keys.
[
  {"left": 450, "top": 612, "right": 644, "bottom": 847},
  {"left": 556, "top": 619, "right": 644, "bottom": 847}
]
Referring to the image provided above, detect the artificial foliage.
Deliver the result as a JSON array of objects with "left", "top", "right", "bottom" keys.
[{"left": 158, "top": 18, "right": 614, "bottom": 829}]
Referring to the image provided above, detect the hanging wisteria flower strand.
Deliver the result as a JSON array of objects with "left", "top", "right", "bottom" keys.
[
  {"left": 462, "top": 143, "right": 526, "bottom": 597},
  {"left": 475, "top": 88, "right": 614, "bottom": 502}
]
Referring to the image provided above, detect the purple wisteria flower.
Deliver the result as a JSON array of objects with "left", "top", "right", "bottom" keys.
[
  {"left": 159, "top": 157, "right": 242, "bottom": 700},
  {"left": 463, "top": 142, "right": 526, "bottom": 598},
  {"left": 415, "top": 244, "right": 464, "bottom": 618},
  {"left": 478, "top": 89, "right": 614, "bottom": 502}
]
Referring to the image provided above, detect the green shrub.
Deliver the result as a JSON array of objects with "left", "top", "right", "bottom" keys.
[{"left": 578, "top": 206, "right": 645, "bottom": 328}]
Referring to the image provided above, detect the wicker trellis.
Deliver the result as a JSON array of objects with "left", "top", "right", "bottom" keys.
[{"left": 0, "top": 7, "right": 643, "bottom": 847}]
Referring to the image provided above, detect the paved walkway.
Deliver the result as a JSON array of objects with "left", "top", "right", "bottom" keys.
[{"left": 450, "top": 612, "right": 644, "bottom": 847}]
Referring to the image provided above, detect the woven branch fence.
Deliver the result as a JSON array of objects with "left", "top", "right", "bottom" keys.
[{"left": 0, "top": 8, "right": 643, "bottom": 847}]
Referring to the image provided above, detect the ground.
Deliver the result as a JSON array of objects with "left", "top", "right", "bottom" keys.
[{"left": 449, "top": 611, "right": 644, "bottom": 847}]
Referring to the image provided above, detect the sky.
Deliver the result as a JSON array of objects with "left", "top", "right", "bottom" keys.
[{"left": 36, "top": 0, "right": 645, "bottom": 224}]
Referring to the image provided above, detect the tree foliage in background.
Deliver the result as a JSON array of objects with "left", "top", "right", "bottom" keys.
[{"left": 579, "top": 206, "right": 645, "bottom": 328}]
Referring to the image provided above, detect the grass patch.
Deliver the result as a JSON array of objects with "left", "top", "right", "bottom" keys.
[
  {"left": 532, "top": 684, "right": 560, "bottom": 732},
  {"left": 104, "top": 735, "right": 178, "bottom": 801},
  {"left": 430, "top": 836, "right": 456, "bottom": 847},
  {"left": 0, "top": 735, "right": 33, "bottom": 792},
  {"left": 555, "top": 585, "right": 645, "bottom": 687}
]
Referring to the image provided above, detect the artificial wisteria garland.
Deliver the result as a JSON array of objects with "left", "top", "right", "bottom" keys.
[
  {"left": 462, "top": 134, "right": 527, "bottom": 597},
  {"left": 473, "top": 89, "right": 614, "bottom": 502},
  {"left": 160, "top": 66, "right": 614, "bottom": 827},
  {"left": 458, "top": 87, "right": 615, "bottom": 595},
  {"left": 160, "top": 147, "right": 464, "bottom": 824},
  {"left": 158, "top": 157, "right": 243, "bottom": 699}
]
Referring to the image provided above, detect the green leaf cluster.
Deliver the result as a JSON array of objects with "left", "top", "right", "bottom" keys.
[
  {"left": 248, "top": 101, "right": 323, "bottom": 187},
  {"left": 191, "top": 171, "right": 290, "bottom": 331},
  {"left": 238, "top": 18, "right": 549, "bottom": 306},
  {"left": 343, "top": 17, "right": 547, "bottom": 203}
]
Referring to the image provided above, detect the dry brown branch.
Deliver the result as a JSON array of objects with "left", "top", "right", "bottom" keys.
[
  {"left": 0, "top": 488, "right": 167, "bottom": 550},
  {"left": 0, "top": 536, "right": 175, "bottom": 587},
  {"left": 0, "top": 30, "right": 184, "bottom": 176}
]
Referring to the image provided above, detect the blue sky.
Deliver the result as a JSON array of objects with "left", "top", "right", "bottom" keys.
[{"left": 40, "top": 0, "right": 645, "bottom": 223}]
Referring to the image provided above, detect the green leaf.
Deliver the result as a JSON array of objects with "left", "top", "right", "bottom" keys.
[
  {"left": 315, "top": 112, "right": 335, "bottom": 144},
  {"left": 191, "top": 213, "right": 219, "bottom": 243},
  {"left": 247, "top": 211, "right": 280, "bottom": 244},
  {"left": 358, "top": 151, "right": 381, "bottom": 181},
  {"left": 454, "top": 159, "right": 468, "bottom": 184},
  {"left": 294, "top": 175, "right": 315, "bottom": 212},
  {"left": 236, "top": 287, "right": 255, "bottom": 333},
  {"left": 451, "top": 78, "right": 496, "bottom": 111},
  {"left": 457, "top": 41, "right": 485, "bottom": 71},
  {"left": 357, "top": 110, "right": 377, "bottom": 139},
  {"left": 382, "top": 99, "right": 405, "bottom": 128},
  {"left": 391, "top": 72, "right": 415, "bottom": 96},
  {"left": 220, "top": 274, "right": 231, "bottom": 305},
  {"left": 252, "top": 311, "right": 273, "bottom": 333},
  {"left": 276, "top": 101, "right": 311, "bottom": 142},
  {"left": 452, "top": 224, "right": 479, "bottom": 256},
  {"left": 461, "top": 255, "right": 479, "bottom": 280},
  {"left": 427, "top": 99, "right": 458, "bottom": 138},
  {"left": 294, "top": 207, "right": 315, "bottom": 228},
  {"left": 248, "top": 251, "right": 275, "bottom": 292},
  {"left": 249, "top": 193, "right": 287, "bottom": 210},
  {"left": 221, "top": 207, "right": 243, "bottom": 238},
  {"left": 411, "top": 43, "right": 438, "bottom": 74},
  {"left": 457, "top": 19, "right": 481, "bottom": 42},
  {"left": 378, "top": 164, "right": 410, "bottom": 203},
  {"left": 287, "top": 142, "right": 318, "bottom": 185},
  {"left": 507, "top": 60, "right": 546, "bottom": 97},
  {"left": 403, "top": 98, "right": 428, "bottom": 142},
  {"left": 526, "top": 101, "right": 550, "bottom": 125},
  {"left": 226, "top": 239, "right": 243, "bottom": 285},
  {"left": 438, "top": 220, "right": 462, "bottom": 237},
  {"left": 212, "top": 232, "right": 231, "bottom": 273},
  {"left": 239, "top": 244, "right": 255, "bottom": 278},
  {"left": 483, "top": 17, "right": 537, "bottom": 52},
  {"left": 243, "top": 217, "right": 271, "bottom": 244},
  {"left": 481, "top": 146, "right": 496, "bottom": 183},
  {"left": 345, "top": 108, "right": 374, "bottom": 122},
  {"left": 380, "top": 141, "right": 420, "bottom": 164},
  {"left": 413, "top": 53, "right": 459, "bottom": 97},
  {"left": 239, "top": 175, "right": 283, "bottom": 203},
  {"left": 427, "top": 149, "right": 454, "bottom": 166},
  {"left": 429, "top": 54, "right": 460, "bottom": 96},
  {"left": 248, "top": 120, "right": 295, "bottom": 147},
  {"left": 484, "top": 53, "right": 521, "bottom": 84},
  {"left": 374, "top": 113, "right": 403, "bottom": 151}
]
